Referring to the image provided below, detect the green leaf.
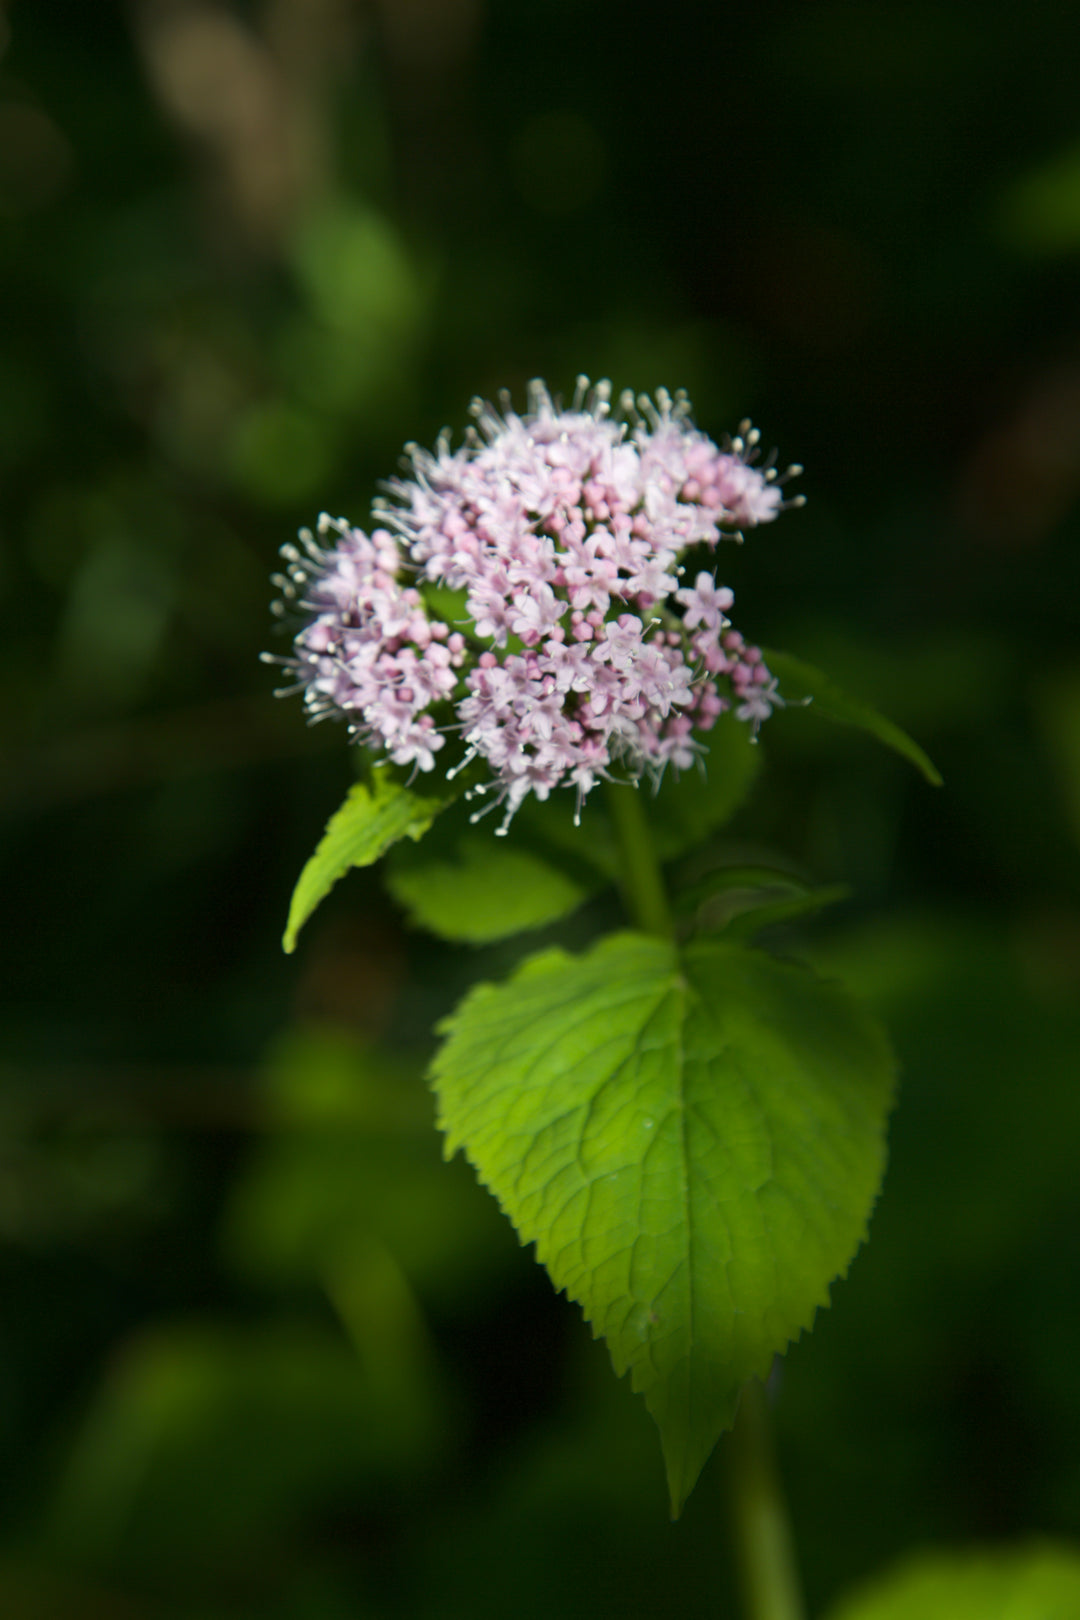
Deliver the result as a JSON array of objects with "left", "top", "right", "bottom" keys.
[
  {"left": 675, "top": 866, "right": 851, "bottom": 940},
  {"left": 764, "top": 648, "right": 943, "bottom": 786},
  {"left": 430, "top": 931, "right": 894, "bottom": 1515},
  {"left": 385, "top": 835, "right": 591, "bottom": 944},
  {"left": 720, "top": 883, "right": 851, "bottom": 941},
  {"left": 283, "top": 775, "right": 448, "bottom": 953},
  {"left": 826, "top": 1542, "right": 1080, "bottom": 1620},
  {"left": 675, "top": 864, "right": 812, "bottom": 916}
]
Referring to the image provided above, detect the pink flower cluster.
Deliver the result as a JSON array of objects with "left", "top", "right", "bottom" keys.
[{"left": 268, "top": 380, "right": 801, "bottom": 832}]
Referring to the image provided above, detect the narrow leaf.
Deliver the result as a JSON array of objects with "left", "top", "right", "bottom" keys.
[
  {"left": 764, "top": 648, "right": 943, "bottom": 786},
  {"left": 674, "top": 864, "right": 811, "bottom": 916},
  {"left": 385, "top": 836, "right": 590, "bottom": 944},
  {"left": 283, "top": 775, "right": 448, "bottom": 952},
  {"left": 430, "top": 931, "right": 894, "bottom": 1514},
  {"left": 715, "top": 884, "right": 851, "bottom": 940},
  {"left": 676, "top": 865, "right": 848, "bottom": 938}
]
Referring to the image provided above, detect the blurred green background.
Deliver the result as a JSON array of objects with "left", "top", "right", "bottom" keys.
[{"left": 2, "top": 1, "right": 1080, "bottom": 1615}]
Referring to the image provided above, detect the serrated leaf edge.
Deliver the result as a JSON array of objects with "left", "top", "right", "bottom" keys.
[
  {"left": 430, "top": 931, "right": 896, "bottom": 1514},
  {"left": 283, "top": 776, "right": 450, "bottom": 953}
]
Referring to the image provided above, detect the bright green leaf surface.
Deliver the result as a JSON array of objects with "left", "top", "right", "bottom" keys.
[
  {"left": 283, "top": 775, "right": 447, "bottom": 952},
  {"left": 430, "top": 931, "right": 894, "bottom": 1514},
  {"left": 385, "top": 836, "right": 591, "bottom": 944},
  {"left": 827, "top": 1542, "right": 1080, "bottom": 1620},
  {"left": 764, "top": 648, "right": 943, "bottom": 786}
]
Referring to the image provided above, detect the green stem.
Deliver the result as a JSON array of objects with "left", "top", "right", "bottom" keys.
[
  {"left": 726, "top": 1380, "right": 806, "bottom": 1620},
  {"left": 604, "top": 782, "right": 674, "bottom": 939},
  {"left": 606, "top": 788, "right": 801, "bottom": 1620}
]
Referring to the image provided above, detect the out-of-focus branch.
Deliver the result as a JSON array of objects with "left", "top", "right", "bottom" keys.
[{"left": 128, "top": 0, "right": 363, "bottom": 251}]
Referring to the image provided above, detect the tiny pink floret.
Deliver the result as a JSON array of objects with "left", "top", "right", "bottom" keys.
[{"left": 269, "top": 380, "right": 801, "bottom": 831}]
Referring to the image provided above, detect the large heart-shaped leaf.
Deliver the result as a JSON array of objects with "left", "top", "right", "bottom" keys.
[{"left": 430, "top": 931, "right": 894, "bottom": 1513}]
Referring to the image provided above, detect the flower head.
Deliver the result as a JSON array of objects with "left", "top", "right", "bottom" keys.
[{"left": 267, "top": 379, "right": 802, "bottom": 832}]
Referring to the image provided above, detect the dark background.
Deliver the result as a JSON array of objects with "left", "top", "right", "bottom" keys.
[{"left": 3, "top": 1, "right": 1080, "bottom": 1615}]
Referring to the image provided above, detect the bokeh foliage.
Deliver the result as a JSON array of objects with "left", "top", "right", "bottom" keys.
[{"left": 2, "top": 0, "right": 1080, "bottom": 1614}]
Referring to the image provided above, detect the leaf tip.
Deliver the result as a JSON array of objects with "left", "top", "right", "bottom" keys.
[
  {"left": 663, "top": 1447, "right": 709, "bottom": 1521},
  {"left": 281, "top": 900, "right": 305, "bottom": 954}
]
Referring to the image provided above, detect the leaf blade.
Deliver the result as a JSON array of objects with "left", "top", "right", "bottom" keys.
[
  {"left": 714, "top": 882, "right": 852, "bottom": 941},
  {"left": 765, "top": 648, "right": 943, "bottom": 786},
  {"left": 283, "top": 775, "right": 448, "bottom": 953},
  {"left": 384, "top": 836, "right": 590, "bottom": 944},
  {"left": 430, "top": 931, "right": 894, "bottom": 1513}
]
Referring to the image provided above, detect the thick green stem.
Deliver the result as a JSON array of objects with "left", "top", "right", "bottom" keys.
[
  {"left": 604, "top": 782, "right": 674, "bottom": 939},
  {"left": 726, "top": 1380, "right": 806, "bottom": 1620}
]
